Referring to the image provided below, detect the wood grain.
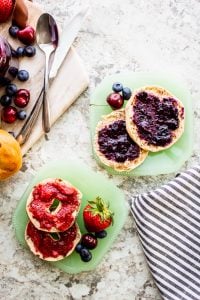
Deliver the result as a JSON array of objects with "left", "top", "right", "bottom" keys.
[{"left": 0, "top": 1, "right": 89, "bottom": 155}]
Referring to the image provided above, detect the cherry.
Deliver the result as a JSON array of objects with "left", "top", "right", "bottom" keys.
[
  {"left": 2, "top": 106, "right": 17, "bottom": 123},
  {"left": 81, "top": 234, "right": 98, "bottom": 249},
  {"left": 17, "top": 26, "right": 36, "bottom": 45},
  {"left": 107, "top": 93, "right": 124, "bottom": 109},
  {"left": 14, "top": 89, "right": 30, "bottom": 108}
]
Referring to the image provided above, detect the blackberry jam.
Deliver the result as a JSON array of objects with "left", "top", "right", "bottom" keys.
[
  {"left": 98, "top": 120, "right": 140, "bottom": 163},
  {"left": 133, "top": 91, "right": 181, "bottom": 147},
  {"left": 0, "top": 36, "right": 19, "bottom": 86}
]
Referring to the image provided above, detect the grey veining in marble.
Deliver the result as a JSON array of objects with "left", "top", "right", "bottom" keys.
[{"left": 1, "top": 0, "right": 200, "bottom": 299}]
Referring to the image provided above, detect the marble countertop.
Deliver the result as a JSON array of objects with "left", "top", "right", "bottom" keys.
[{"left": 1, "top": 0, "right": 200, "bottom": 299}]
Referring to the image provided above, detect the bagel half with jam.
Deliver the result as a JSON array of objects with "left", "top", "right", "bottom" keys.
[
  {"left": 26, "top": 178, "right": 82, "bottom": 233},
  {"left": 125, "top": 86, "right": 185, "bottom": 152},
  {"left": 25, "top": 221, "right": 81, "bottom": 261},
  {"left": 94, "top": 109, "right": 148, "bottom": 172}
]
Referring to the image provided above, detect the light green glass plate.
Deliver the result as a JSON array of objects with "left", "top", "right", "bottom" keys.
[
  {"left": 12, "top": 160, "right": 128, "bottom": 274},
  {"left": 90, "top": 71, "right": 193, "bottom": 176}
]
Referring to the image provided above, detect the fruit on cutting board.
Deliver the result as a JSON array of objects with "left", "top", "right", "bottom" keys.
[
  {"left": 0, "top": 36, "right": 19, "bottom": 87},
  {"left": 0, "top": 95, "right": 12, "bottom": 107},
  {"left": 24, "top": 46, "right": 36, "bottom": 57},
  {"left": 0, "top": 0, "right": 28, "bottom": 27},
  {"left": 0, "top": 129, "right": 22, "bottom": 180},
  {"left": 17, "top": 70, "right": 29, "bottom": 81},
  {"left": 17, "top": 110, "right": 26, "bottom": 120},
  {"left": 83, "top": 197, "right": 114, "bottom": 232},
  {"left": 9, "top": 25, "right": 19, "bottom": 38},
  {"left": 0, "top": 0, "right": 15, "bottom": 23},
  {"left": 14, "top": 89, "right": 30, "bottom": 107},
  {"left": 6, "top": 83, "right": 17, "bottom": 96},
  {"left": 12, "top": 0, "right": 28, "bottom": 28},
  {"left": 17, "top": 25, "right": 36, "bottom": 45},
  {"left": 2, "top": 106, "right": 17, "bottom": 123},
  {"left": 16, "top": 47, "right": 25, "bottom": 57}
]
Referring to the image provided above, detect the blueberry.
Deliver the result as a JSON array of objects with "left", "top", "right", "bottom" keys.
[
  {"left": 16, "top": 47, "right": 25, "bottom": 57},
  {"left": 80, "top": 248, "right": 92, "bottom": 262},
  {"left": 24, "top": 46, "right": 36, "bottom": 57},
  {"left": 112, "top": 82, "right": 123, "bottom": 93},
  {"left": 17, "top": 110, "right": 27, "bottom": 120},
  {"left": 17, "top": 70, "right": 29, "bottom": 82},
  {"left": 0, "top": 95, "right": 12, "bottom": 107},
  {"left": 8, "top": 67, "right": 18, "bottom": 78},
  {"left": 9, "top": 25, "right": 19, "bottom": 38},
  {"left": 122, "top": 87, "right": 132, "bottom": 100},
  {"left": 6, "top": 83, "right": 17, "bottom": 96},
  {"left": 75, "top": 243, "right": 84, "bottom": 253},
  {"left": 95, "top": 230, "right": 107, "bottom": 239},
  {"left": 0, "top": 77, "right": 11, "bottom": 86},
  {"left": 11, "top": 49, "right": 18, "bottom": 58}
]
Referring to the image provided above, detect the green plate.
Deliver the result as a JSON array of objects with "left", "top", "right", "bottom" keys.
[
  {"left": 12, "top": 160, "right": 128, "bottom": 274},
  {"left": 90, "top": 71, "right": 193, "bottom": 176}
]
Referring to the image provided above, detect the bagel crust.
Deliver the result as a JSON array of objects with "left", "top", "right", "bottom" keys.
[
  {"left": 25, "top": 221, "right": 81, "bottom": 261},
  {"left": 94, "top": 109, "right": 148, "bottom": 172},
  {"left": 125, "top": 86, "right": 185, "bottom": 152},
  {"left": 26, "top": 178, "right": 82, "bottom": 233}
]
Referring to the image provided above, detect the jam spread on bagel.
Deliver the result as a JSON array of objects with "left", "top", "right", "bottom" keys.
[
  {"left": 133, "top": 91, "right": 183, "bottom": 146},
  {"left": 26, "top": 222, "right": 78, "bottom": 259},
  {"left": 29, "top": 180, "right": 79, "bottom": 231},
  {"left": 98, "top": 120, "right": 140, "bottom": 163}
]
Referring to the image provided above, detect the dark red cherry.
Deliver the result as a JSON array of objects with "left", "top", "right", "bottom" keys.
[
  {"left": 106, "top": 93, "right": 124, "bottom": 109},
  {"left": 2, "top": 106, "right": 17, "bottom": 123},
  {"left": 14, "top": 89, "right": 30, "bottom": 108},
  {"left": 81, "top": 234, "right": 98, "bottom": 249},
  {"left": 17, "top": 26, "right": 36, "bottom": 45}
]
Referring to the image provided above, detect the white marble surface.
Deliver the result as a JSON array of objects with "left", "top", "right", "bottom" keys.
[{"left": 1, "top": 0, "right": 200, "bottom": 299}]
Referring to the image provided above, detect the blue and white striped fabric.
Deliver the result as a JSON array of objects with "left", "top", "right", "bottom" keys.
[{"left": 131, "top": 166, "right": 200, "bottom": 300}]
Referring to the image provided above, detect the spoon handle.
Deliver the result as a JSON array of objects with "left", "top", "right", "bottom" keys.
[{"left": 43, "top": 51, "right": 51, "bottom": 133}]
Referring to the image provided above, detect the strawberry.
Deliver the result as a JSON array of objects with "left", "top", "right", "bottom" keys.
[
  {"left": 83, "top": 197, "right": 114, "bottom": 232},
  {"left": 0, "top": 0, "right": 15, "bottom": 23}
]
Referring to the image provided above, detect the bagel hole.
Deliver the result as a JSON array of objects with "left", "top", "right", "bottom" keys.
[
  {"left": 49, "top": 232, "right": 60, "bottom": 241},
  {"left": 49, "top": 233, "right": 60, "bottom": 241},
  {"left": 49, "top": 199, "right": 60, "bottom": 212}
]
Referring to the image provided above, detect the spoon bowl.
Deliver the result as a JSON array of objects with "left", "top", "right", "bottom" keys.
[{"left": 36, "top": 13, "right": 59, "bottom": 133}]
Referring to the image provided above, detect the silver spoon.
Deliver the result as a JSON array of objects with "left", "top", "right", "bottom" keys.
[{"left": 36, "top": 13, "right": 59, "bottom": 133}]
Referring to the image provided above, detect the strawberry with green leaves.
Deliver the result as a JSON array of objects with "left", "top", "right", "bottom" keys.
[{"left": 83, "top": 197, "right": 114, "bottom": 232}]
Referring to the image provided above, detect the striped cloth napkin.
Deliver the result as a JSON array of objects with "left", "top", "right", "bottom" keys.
[{"left": 131, "top": 166, "right": 200, "bottom": 300}]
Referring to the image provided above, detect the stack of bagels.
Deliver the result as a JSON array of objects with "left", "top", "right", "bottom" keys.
[{"left": 25, "top": 178, "right": 82, "bottom": 261}]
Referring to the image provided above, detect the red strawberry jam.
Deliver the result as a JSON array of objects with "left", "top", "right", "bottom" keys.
[
  {"left": 28, "top": 180, "right": 80, "bottom": 232},
  {"left": 133, "top": 91, "right": 182, "bottom": 146},
  {"left": 98, "top": 120, "right": 140, "bottom": 163},
  {"left": 26, "top": 222, "right": 78, "bottom": 259}
]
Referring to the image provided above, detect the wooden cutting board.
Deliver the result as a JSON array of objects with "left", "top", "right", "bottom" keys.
[{"left": 0, "top": 1, "right": 89, "bottom": 155}]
